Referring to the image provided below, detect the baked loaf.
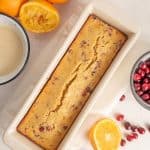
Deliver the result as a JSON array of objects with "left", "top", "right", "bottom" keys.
[{"left": 17, "top": 15, "right": 127, "bottom": 150}]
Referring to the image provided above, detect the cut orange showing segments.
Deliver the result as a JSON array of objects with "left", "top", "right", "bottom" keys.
[
  {"left": 19, "top": 0, "right": 60, "bottom": 33},
  {"left": 89, "top": 119, "right": 122, "bottom": 150}
]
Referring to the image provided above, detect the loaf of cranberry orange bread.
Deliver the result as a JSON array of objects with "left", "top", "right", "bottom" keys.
[{"left": 17, "top": 15, "right": 127, "bottom": 150}]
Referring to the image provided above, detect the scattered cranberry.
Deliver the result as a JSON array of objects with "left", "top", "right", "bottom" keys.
[
  {"left": 120, "top": 94, "right": 126, "bottom": 101},
  {"left": 133, "top": 73, "right": 141, "bottom": 82},
  {"left": 131, "top": 133, "right": 138, "bottom": 139},
  {"left": 124, "top": 122, "right": 132, "bottom": 130},
  {"left": 116, "top": 114, "right": 124, "bottom": 121},
  {"left": 137, "top": 127, "right": 145, "bottom": 134},
  {"left": 120, "top": 139, "right": 126, "bottom": 146},
  {"left": 131, "top": 125, "right": 138, "bottom": 132},
  {"left": 141, "top": 94, "right": 150, "bottom": 101},
  {"left": 126, "top": 134, "right": 134, "bottom": 141}
]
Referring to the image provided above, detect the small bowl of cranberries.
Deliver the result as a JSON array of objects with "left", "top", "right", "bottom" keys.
[{"left": 130, "top": 51, "right": 150, "bottom": 110}]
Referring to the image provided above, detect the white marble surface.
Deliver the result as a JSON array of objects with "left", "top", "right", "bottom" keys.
[{"left": 0, "top": 0, "right": 150, "bottom": 149}]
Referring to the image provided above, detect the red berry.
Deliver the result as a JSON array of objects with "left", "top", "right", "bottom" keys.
[
  {"left": 137, "top": 90, "right": 143, "bottom": 96},
  {"left": 146, "top": 60, "right": 150, "bottom": 66},
  {"left": 134, "top": 83, "right": 141, "bottom": 91},
  {"left": 147, "top": 100, "right": 150, "bottom": 105},
  {"left": 138, "top": 69, "right": 145, "bottom": 77},
  {"left": 131, "top": 126, "right": 138, "bottom": 132},
  {"left": 144, "top": 78, "right": 149, "bottom": 83},
  {"left": 120, "top": 139, "right": 126, "bottom": 146},
  {"left": 142, "top": 83, "right": 150, "bottom": 91},
  {"left": 147, "top": 73, "right": 150, "bottom": 79},
  {"left": 145, "top": 67, "right": 150, "bottom": 74},
  {"left": 124, "top": 122, "right": 132, "bottom": 130},
  {"left": 137, "top": 127, "right": 145, "bottom": 134},
  {"left": 140, "top": 63, "right": 147, "bottom": 70},
  {"left": 126, "top": 134, "right": 133, "bottom": 141},
  {"left": 133, "top": 73, "right": 141, "bottom": 82},
  {"left": 120, "top": 94, "right": 126, "bottom": 101},
  {"left": 142, "top": 94, "right": 150, "bottom": 101},
  {"left": 131, "top": 133, "right": 138, "bottom": 139},
  {"left": 116, "top": 114, "right": 124, "bottom": 121}
]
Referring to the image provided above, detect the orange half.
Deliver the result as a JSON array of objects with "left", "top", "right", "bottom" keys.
[
  {"left": 89, "top": 119, "right": 122, "bottom": 150},
  {"left": 19, "top": 0, "right": 60, "bottom": 33}
]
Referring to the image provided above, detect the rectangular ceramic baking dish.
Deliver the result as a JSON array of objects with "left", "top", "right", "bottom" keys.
[{"left": 4, "top": 1, "right": 140, "bottom": 150}]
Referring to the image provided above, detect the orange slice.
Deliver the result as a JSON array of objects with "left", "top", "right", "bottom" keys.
[
  {"left": 19, "top": 0, "right": 60, "bottom": 33},
  {"left": 89, "top": 119, "right": 122, "bottom": 150}
]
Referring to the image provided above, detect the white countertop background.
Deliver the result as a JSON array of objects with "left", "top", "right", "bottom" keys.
[{"left": 0, "top": 0, "right": 150, "bottom": 149}]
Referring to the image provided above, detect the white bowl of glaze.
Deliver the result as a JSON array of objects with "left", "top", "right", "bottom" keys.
[{"left": 0, "top": 13, "right": 30, "bottom": 85}]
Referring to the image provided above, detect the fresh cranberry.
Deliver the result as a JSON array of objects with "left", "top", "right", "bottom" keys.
[
  {"left": 116, "top": 114, "right": 124, "bottom": 121},
  {"left": 120, "top": 139, "right": 126, "bottom": 146},
  {"left": 138, "top": 69, "right": 145, "bottom": 77},
  {"left": 144, "top": 78, "right": 149, "bottom": 83},
  {"left": 131, "top": 126, "right": 138, "bottom": 132},
  {"left": 146, "top": 60, "right": 150, "bottom": 66},
  {"left": 145, "top": 67, "right": 150, "bottom": 74},
  {"left": 142, "top": 83, "right": 149, "bottom": 91},
  {"left": 141, "top": 94, "right": 150, "bottom": 101},
  {"left": 124, "top": 122, "right": 132, "bottom": 130},
  {"left": 137, "top": 90, "right": 143, "bottom": 96},
  {"left": 126, "top": 134, "right": 134, "bottom": 141},
  {"left": 133, "top": 73, "right": 141, "bottom": 82},
  {"left": 140, "top": 63, "right": 147, "bottom": 70},
  {"left": 137, "top": 127, "right": 145, "bottom": 134},
  {"left": 119, "top": 94, "right": 126, "bottom": 101},
  {"left": 134, "top": 83, "right": 141, "bottom": 91},
  {"left": 147, "top": 73, "right": 150, "bottom": 79},
  {"left": 147, "top": 100, "right": 150, "bottom": 104},
  {"left": 131, "top": 133, "right": 138, "bottom": 139}
]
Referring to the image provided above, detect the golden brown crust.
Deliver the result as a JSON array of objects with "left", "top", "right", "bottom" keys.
[{"left": 17, "top": 14, "right": 127, "bottom": 150}]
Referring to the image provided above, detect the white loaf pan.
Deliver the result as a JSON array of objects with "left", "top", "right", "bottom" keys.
[{"left": 4, "top": 2, "right": 140, "bottom": 150}]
